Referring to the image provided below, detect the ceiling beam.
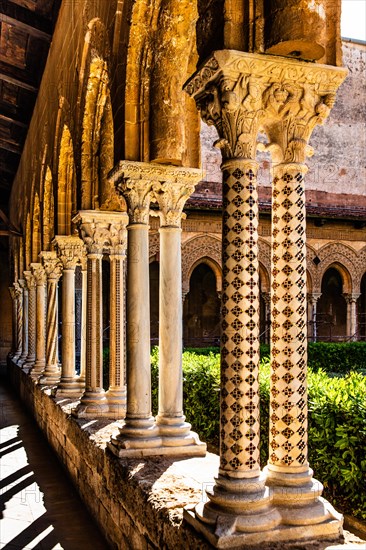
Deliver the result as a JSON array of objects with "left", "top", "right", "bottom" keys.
[
  {"left": 0, "top": 1, "right": 53, "bottom": 35},
  {"left": 0, "top": 113, "right": 27, "bottom": 128},
  {"left": 0, "top": 139, "right": 22, "bottom": 155},
  {"left": 0, "top": 71, "right": 37, "bottom": 93},
  {"left": 0, "top": 14, "right": 51, "bottom": 42}
]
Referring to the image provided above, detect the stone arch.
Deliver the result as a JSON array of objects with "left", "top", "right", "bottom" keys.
[
  {"left": 58, "top": 125, "right": 76, "bottom": 235},
  {"left": 259, "top": 262, "right": 270, "bottom": 293},
  {"left": 43, "top": 166, "right": 55, "bottom": 251},
  {"left": 187, "top": 257, "right": 222, "bottom": 293},
  {"left": 316, "top": 242, "right": 359, "bottom": 294},
  {"left": 258, "top": 237, "right": 271, "bottom": 277},
  {"left": 182, "top": 234, "right": 221, "bottom": 295},
  {"left": 32, "top": 193, "right": 41, "bottom": 263}
]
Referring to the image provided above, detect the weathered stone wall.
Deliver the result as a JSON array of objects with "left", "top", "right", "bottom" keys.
[
  {"left": 200, "top": 40, "right": 366, "bottom": 197},
  {"left": 8, "top": 359, "right": 216, "bottom": 550}
]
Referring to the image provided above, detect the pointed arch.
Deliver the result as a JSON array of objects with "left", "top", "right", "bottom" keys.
[
  {"left": 58, "top": 125, "right": 76, "bottom": 235},
  {"left": 43, "top": 166, "right": 55, "bottom": 250}
]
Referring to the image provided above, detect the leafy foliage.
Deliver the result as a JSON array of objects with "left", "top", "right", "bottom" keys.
[{"left": 150, "top": 345, "right": 366, "bottom": 520}]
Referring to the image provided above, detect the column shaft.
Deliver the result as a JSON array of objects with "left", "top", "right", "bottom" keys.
[
  {"left": 79, "top": 267, "right": 87, "bottom": 381},
  {"left": 23, "top": 272, "right": 36, "bottom": 372},
  {"left": 40, "top": 278, "right": 60, "bottom": 384},
  {"left": 31, "top": 264, "right": 47, "bottom": 378},
  {"left": 19, "top": 280, "right": 28, "bottom": 365}
]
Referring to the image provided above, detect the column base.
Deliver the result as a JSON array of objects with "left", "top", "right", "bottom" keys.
[
  {"left": 105, "top": 388, "right": 126, "bottom": 419},
  {"left": 54, "top": 377, "right": 85, "bottom": 398},
  {"left": 155, "top": 415, "right": 207, "bottom": 456},
  {"left": 39, "top": 367, "right": 61, "bottom": 386},
  {"left": 29, "top": 361, "right": 46, "bottom": 380},
  {"left": 22, "top": 357, "right": 36, "bottom": 373},
  {"left": 108, "top": 416, "right": 162, "bottom": 457},
  {"left": 184, "top": 503, "right": 343, "bottom": 549},
  {"left": 72, "top": 390, "right": 109, "bottom": 417}
]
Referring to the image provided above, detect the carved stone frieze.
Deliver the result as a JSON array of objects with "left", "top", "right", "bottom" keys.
[
  {"left": 110, "top": 161, "right": 203, "bottom": 225},
  {"left": 184, "top": 51, "right": 347, "bottom": 163},
  {"left": 40, "top": 251, "right": 63, "bottom": 281},
  {"left": 30, "top": 263, "right": 47, "bottom": 285},
  {"left": 53, "top": 235, "right": 86, "bottom": 270},
  {"left": 72, "top": 210, "right": 128, "bottom": 255}
]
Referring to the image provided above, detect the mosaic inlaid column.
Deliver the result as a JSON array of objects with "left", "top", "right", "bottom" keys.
[
  {"left": 72, "top": 211, "right": 114, "bottom": 417},
  {"left": 109, "top": 163, "right": 160, "bottom": 455},
  {"left": 153, "top": 172, "right": 205, "bottom": 455},
  {"left": 18, "top": 279, "right": 28, "bottom": 366},
  {"left": 39, "top": 252, "right": 63, "bottom": 385},
  {"left": 54, "top": 236, "right": 85, "bottom": 397},
  {"left": 184, "top": 50, "right": 346, "bottom": 546},
  {"left": 106, "top": 214, "right": 129, "bottom": 418},
  {"left": 13, "top": 282, "right": 23, "bottom": 361},
  {"left": 8, "top": 286, "right": 17, "bottom": 357},
  {"left": 23, "top": 271, "right": 37, "bottom": 372},
  {"left": 30, "top": 263, "right": 47, "bottom": 379},
  {"left": 184, "top": 51, "right": 280, "bottom": 544}
]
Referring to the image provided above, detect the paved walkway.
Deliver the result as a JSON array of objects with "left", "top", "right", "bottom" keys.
[{"left": 0, "top": 377, "right": 109, "bottom": 550}]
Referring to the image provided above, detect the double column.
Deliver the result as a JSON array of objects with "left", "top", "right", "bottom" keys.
[
  {"left": 29, "top": 263, "right": 47, "bottom": 380},
  {"left": 184, "top": 50, "right": 346, "bottom": 546},
  {"left": 9, "top": 282, "right": 23, "bottom": 360},
  {"left": 18, "top": 279, "right": 28, "bottom": 366},
  {"left": 109, "top": 161, "right": 205, "bottom": 457},
  {"left": 23, "top": 270, "right": 37, "bottom": 372},
  {"left": 344, "top": 293, "right": 361, "bottom": 340}
]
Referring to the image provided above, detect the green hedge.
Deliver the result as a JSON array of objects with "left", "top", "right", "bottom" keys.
[{"left": 151, "top": 347, "right": 366, "bottom": 520}]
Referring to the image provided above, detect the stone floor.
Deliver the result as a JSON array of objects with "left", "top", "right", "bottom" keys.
[{"left": 0, "top": 378, "right": 109, "bottom": 550}]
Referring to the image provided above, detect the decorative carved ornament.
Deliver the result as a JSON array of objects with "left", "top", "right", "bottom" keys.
[
  {"left": 23, "top": 270, "right": 36, "bottom": 290},
  {"left": 40, "top": 251, "right": 63, "bottom": 281},
  {"left": 153, "top": 181, "right": 196, "bottom": 228},
  {"left": 72, "top": 210, "right": 128, "bottom": 254},
  {"left": 184, "top": 51, "right": 347, "bottom": 163},
  {"left": 30, "top": 263, "right": 47, "bottom": 285},
  {"left": 110, "top": 161, "right": 203, "bottom": 225},
  {"left": 53, "top": 235, "right": 86, "bottom": 269}
]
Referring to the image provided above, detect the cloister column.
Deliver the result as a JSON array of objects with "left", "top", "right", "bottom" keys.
[
  {"left": 152, "top": 170, "right": 206, "bottom": 455},
  {"left": 8, "top": 286, "right": 17, "bottom": 357},
  {"left": 72, "top": 211, "right": 116, "bottom": 418},
  {"left": 260, "top": 57, "right": 346, "bottom": 532},
  {"left": 184, "top": 50, "right": 346, "bottom": 546},
  {"left": 54, "top": 236, "right": 85, "bottom": 397},
  {"left": 308, "top": 293, "right": 321, "bottom": 342},
  {"left": 39, "top": 252, "right": 63, "bottom": 385},
  {"left": 23, "top": 271, "right": 37, "bottom": 372},
  {"left": 18, "top": 279, "right": 28, "bottom": 366},
  {"left": 344, "top": 293, "right": 361, "bottom": 340},
  {"left": 78, "top": 259, "right": 87, "bottom": 383},
  {"left": 184, "top": 52, "right": 281, "bottom": 544},
  {"left": 105, "top": 213, "right": 129, "bottom": 418},
  {"left": 261, "top": 291, "right": 271, "bottom": 344},
  {"left": 109, "top": 163, "right": 160, "bottom": 455},
  {"left": 13, "top": 282, "right": 23, "bottom": 361},
  {"left": 30, "top": 263, "right": 47, "bottom": 380}
]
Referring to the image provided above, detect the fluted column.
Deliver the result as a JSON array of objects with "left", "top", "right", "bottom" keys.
[
  {"left": 184, "top": 50, "right": 346, "bottom": 546},
  {"left": 18, "top": 279, "right": 28, "bottom": 365},
  {"left": 30, "top": 263, "right": 47, "bottom": 380},
  {"left": 13, "top": 282, "right": 23, "bottom": 361},
  {"left": 109, "top": 163, "right": 160, "bottom": 454},
  {"left": 152, "top": 172, "right": 205, "bottom": 455},
  {"left": 54, "top": 236, "right": 85, "bottom": 397},
  {"left": 105, "top": 214, "right": 129, "bottom": 418},
  {"left": 39, "top": 252, "right": 63, "bottom": 385},
  {"left": 23, "top": 271, "right": 37, "bottom": 372}
]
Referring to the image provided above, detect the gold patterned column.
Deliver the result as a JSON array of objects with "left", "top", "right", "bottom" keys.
[
  {"left": 152, "top": 169, "right": 206, "bottom": 456},
  {"left": 184, "top": 51, "right": 280, "bottom": 545},
  {"left": 184, "top": 50, "right": 347, "bottom": 546},
  {"left": 105, "top": 214, "right": 129, "bottom": 418},
  {"left": 39, "top": 252, "right": 63, "bottom": 385},
  {"left": 109, "top": 163, "right": 161, "bottom": 455},
  {"left": 30, "top": 262, "right": 47, "bottom": 380},
  {"left": 18, "top": 278, "right": 28, "bottom": 366},
  {"left": 54, "top": 236, "right": 85, "bottom": 397},
  {"left": 23, "top": 271, "right": 37, "bottom": 372}
]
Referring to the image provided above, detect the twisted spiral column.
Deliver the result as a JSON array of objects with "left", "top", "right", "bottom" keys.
[
  {"left": 9, "top": 286, "right": 17, "bottom": 357},
  {"left": 18, "top": 279, "right": 28, "bottom": 365},
  {"left": 14, "top": 282, "right": 23, "bottom": 360},
  {"left": 30, "top": 263, "right": 47, "bottom": 379},
  {"left": 23, "top": 271, "right": 36, "bottom": 372}
]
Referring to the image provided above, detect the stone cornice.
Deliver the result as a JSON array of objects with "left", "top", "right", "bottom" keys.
[
  {"left": 72, "top": 210, "right": 128, "bottom": 254},
  {"left": 184, "top": 51, "right": 347, "bottom": 163},
  {"left": 109, "top": 161, "right": 203, "bottom": 188}
]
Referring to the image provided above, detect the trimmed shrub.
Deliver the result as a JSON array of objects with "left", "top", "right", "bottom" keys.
[{"left": 307, "top": 342, "right": 366, "bottom": 374}]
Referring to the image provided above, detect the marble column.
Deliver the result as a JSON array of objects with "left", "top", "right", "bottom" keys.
[
  {"left": 72, "top": 211, "right": 122, "bottom": 417},
  {"left": 261, "top": 291, "right": 271, "bottom": 344},
  {"left": 54, "top": 236, "right": 85, "bottom": 397},
  {"left": 184, "top": 50, "right": 346, "bottom": 546},
  {"left": 18, "top": 279, "right": 28, "bottom": 366},
  {"left": 30, "top": 263, "right": 47, "bottom": 380},
  {"left": 344, "top": 293, "right": 361, "bottom": 340},
  {"left": 105, "top": 214, "right": 129, "bottom": 418},
  {"left": 109, "top": 163, "right": 160, "bottom": 454},
  {"left": 152, "top": 172, "right": 205, "bottom": 455},
  {"left": 79, "top": 262, "right": 87, "bottom": 382},
  {"left": 39, "top": 252, "right": 63, "bottom": 385},
  {"left": 13, "top": 282, "right": 23, "bottom": 361},
  {"left": 8, "top": 286, "right": 17, "bottom": 357},
  {"left": 308, "top": 293, "right": 321, "bottom": 342},
  {"left": 23, "top": 271, "right": 37, "bottom": 372}
]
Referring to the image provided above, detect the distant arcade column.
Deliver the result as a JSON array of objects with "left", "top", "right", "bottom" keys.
[
  {"left": 18, "top": 279, "right": 28, "bottom": 366},
  {"left": 30, "top": 262, "right": 47, "bottom": 380},
  {"left": 23, "top": 271, "right": 37, "bottom": 372}
]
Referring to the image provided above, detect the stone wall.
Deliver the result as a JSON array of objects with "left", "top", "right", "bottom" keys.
[
  {"left": 0, "top": 249, "right": 12, "bottom": 366},
  {"left": 7, "top": 359, "right": 216, "bottom": 550},
  {"left": 200, "top": 40, "right": 366, "bottom": 197}
]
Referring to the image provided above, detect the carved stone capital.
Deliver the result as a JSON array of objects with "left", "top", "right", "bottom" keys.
[
  {"left": 18, "top": 278, "right": 26, "bottom": 291},
  {"left": 343, "top": 293, "right": 361, "bottom": 304},
  {"left": 72, "top": 210, "right": 129, "bottom": 255},
  {"left": 24, "top": 270, "right": 36, "bottom": 290},
  {"left": 153, "top": 180, "right": 196, "bottom": 228},
  {"left": 30, "top": 263, "right": 47, "bottom": 286},
  {"left": 109, "top": 161, "right": 202, "bottom": 224},
  {"left": 40, "top": 251, "right": 63, "bottom": 281},
  {"left": 184, "top": 51, "right": 347, "bottom": 163},
  {"left": 9, "top": 286, "right": 17, "bottom": 301},
  {"left": 13, "top": 282, "right": 23, "bottom": 298},
  {"left": 53, "top": 235, "right": 86, "bottom": 270},
  {"left": 307, "top": 292, "right": 322, "bottom": 305}
]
